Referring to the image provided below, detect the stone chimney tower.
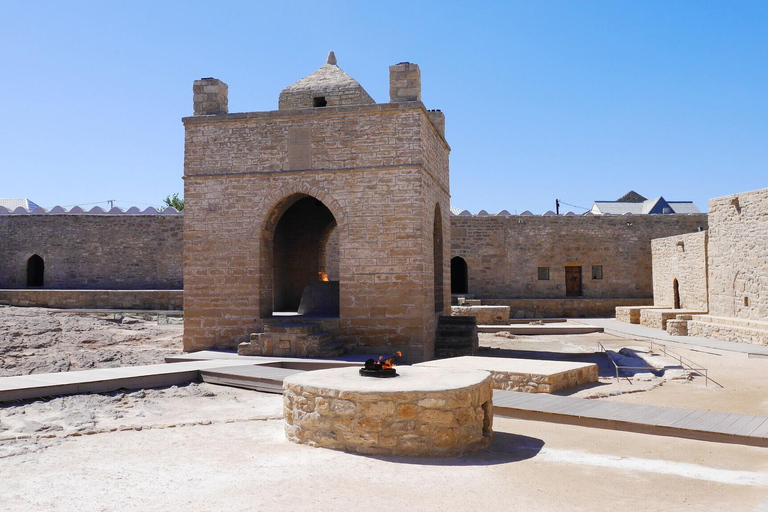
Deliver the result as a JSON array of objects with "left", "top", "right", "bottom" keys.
[
  {"left": 389, "top": 62, "right": 421, "bottom": 103},
  {"left": 193, "top": 78, "right": 228, "bottom": 116}
]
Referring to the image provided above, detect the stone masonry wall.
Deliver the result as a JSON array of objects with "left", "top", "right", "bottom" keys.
[
  {"left": 183, "top": 102, "right": 450, "bottom": 361},
  {"left": 450, "top": 214, "right": 707, "bottom": 299},
  {"left": 0, "top": 215, "right": 183, "bottom": 290},
  {"left": 707, "top": 188, "right": 768, "bottom": 320},
  {"left": 651, "top": 230, "right": 708, "bottom": 310}
]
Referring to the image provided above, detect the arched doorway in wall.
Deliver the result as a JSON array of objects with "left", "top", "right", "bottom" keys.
[
  {"left": 451, "top": 256, "right": 468, "bottom": 294},
  {"left": 271, "top": 195, "right": 339, "bottom": 316},
  {"left": 673, "top": 279, "right": 681, "bottom": 309},
  {"left": 433, "top": 204, "right": 444, "bottom": 312},
  {"left": 27, "top": 254, "right": 45, "bottom": 287}
]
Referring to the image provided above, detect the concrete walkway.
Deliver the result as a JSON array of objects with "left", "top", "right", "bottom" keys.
[{"left": 577, "top": 317, "right": 768, "bottom": 356}]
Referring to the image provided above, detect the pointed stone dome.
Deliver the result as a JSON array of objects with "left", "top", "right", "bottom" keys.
[{"left": 278, "top": 51, "right": 376, "bottom": 110}]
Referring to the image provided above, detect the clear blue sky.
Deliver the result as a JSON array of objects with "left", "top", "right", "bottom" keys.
[{"left": 3, "top": 1, "right": 766, "bottom": 214}]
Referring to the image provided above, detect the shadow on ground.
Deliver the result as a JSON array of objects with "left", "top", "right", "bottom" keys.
[{"left": 369, "top": 432, "right": 545, "bottom": 467}]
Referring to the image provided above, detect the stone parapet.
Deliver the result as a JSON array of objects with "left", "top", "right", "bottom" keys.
[
  {"left": 0, "top": 289, "right": 183, "bottom": 310},
  {"left": 283, "top": 366, "right": 493, "bottom": 457}
]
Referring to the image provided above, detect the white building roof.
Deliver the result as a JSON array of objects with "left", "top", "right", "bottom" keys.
[{"left": 0, "top": 198, "right": 39, "bottom": 211}]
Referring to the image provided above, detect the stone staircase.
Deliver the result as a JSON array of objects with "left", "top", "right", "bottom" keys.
[
  {"left": 237, "top": 322, "right": 344, "bottom": 358},
  {"left": 435, "top": 315, "right": 478, "bottom": 358}
]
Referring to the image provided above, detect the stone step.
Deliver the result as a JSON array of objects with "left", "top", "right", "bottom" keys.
[{"left": 264, "top": 322, "right": 322, "bottom": 335}]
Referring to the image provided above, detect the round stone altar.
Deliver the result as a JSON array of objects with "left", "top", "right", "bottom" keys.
[{"left": 283, "top": 366, "right": 493, "bottom": 457}]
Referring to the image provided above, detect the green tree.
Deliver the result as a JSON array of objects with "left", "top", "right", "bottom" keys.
[{"left": 161, "top": 193, "right": 184, "bottom": 211}]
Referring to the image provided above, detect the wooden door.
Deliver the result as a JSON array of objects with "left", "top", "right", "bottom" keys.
[{"left": 565, "top": 266, "right": 582, "bottom": 297}]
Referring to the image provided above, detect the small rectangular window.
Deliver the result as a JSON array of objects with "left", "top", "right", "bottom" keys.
[
  {"left": 538, "top": 267, "right": 550, "bottom": 280},
  {"left": 313, "top": 96, "right": 327, "bottom": 107},
  {"left": 592, "top": 265, "right": 603, "bottom": 280}
]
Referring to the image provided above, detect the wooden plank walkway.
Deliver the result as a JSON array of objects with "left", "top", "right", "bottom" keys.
[
  {"left": 200, "top": 365, "right": 306, "bottom": 394},
  {"left": 0, "top": 359, "right": 258, "bottom": 403},
  {"left": 494, "top": 389, "right": 768, "bottom": 448}
]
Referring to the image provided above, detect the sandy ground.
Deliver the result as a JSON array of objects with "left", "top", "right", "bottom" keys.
[{"left": 1, "top": 307, "right": 767, "bottom": 511}]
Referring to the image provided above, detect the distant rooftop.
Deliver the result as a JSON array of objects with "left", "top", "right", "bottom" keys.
[
  {"left": 0, "top": 198, "right": 39, "bottom": 211},
  {"left": 590, "top": 192, "right": 701, "bottom": 215}
]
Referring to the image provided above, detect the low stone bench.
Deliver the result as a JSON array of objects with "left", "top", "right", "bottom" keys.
[
  {"left": 416, "top": 356, "right": 598, "bottom": 393},
  {"left": 451, "top": 305, "right": 510, "bottom": 325},
  {"left": 640, "top": 308, "right": 707, "bottom": 330},
  {"left": 615, "top": 305, "right": 663, "bottom": 324}
]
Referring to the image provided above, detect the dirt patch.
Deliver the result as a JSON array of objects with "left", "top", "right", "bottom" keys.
[{"left": 0, "top": 306, "right": 183, "bottom": 377}]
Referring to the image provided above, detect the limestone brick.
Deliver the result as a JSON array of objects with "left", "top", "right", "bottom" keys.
[
  {"left": 450, "top": 214, "right": 707, "bottom": 300},
  {"left": 651, "top": 230, "right": 708, "bottom": 310},
  {"left": 0, "top": 215, "right": 183, "bottom": 290}
]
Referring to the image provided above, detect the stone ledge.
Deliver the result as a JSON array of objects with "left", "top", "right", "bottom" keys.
[
  {"left": 0, "top": 289, "right": 183, "bottom": 310},
  {"left": 688, "top": 317, "right": 768, "bottom": 345},
  {"left": 416, "top": 356, "right": 598, "bottom": 393}
]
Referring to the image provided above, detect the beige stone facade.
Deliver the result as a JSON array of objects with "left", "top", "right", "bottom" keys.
[
  {"left": 0, "top": 212, "right": 183, "bottom": 291},
  {"left": 644, "top": 187, "right": 768, "bottom": 345},
  {"left": 182, "top": 56, "right": 450, "bottom": 361},
  {"left": 450, "top": 214, "right": 707, "bottom": 300},
  {"left": 651, "top": 231, "right": 708, "bottom": 311}
]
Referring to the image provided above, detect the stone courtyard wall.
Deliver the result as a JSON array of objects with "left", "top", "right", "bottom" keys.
[
  {"left": 651, "top": 231, "right": 708, "bottom": 310},
  {"left": 450, "top": 214, "right": 707, "bottom": 300},
  {"left": 0, "top": 214, "right": 183, "bottom": 290},
  {"left": 707, "top": 187, "right": 768, "bottom": 320}
]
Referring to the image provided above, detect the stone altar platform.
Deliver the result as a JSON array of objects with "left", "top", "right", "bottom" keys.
[
  {"left": 416, "top": 356, "right": 598, "bottom": 393},
  {"left": 283, "top": 366, "right": 493, "bottom": 457}
]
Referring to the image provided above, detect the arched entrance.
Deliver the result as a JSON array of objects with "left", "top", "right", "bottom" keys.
[
  {"left": 673, "top": 279, "right": 681, "bottom": 309},
  {"left": 433, "top": 204, "right": 444, "bottom": 312},
  {"left": 451, "top": 256, "right": 468, "bottom": 294},
  {"left": 27, "top": 254, "right": 44, "bottom": 287},
  {"left": 271, "top": 195, "right": 339, "bottom": 316}
]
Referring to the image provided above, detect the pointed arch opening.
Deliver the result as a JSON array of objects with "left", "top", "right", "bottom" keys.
[
  {"left": 27, "top": 254, "right": 45, "bottom": 288},
  {"left": 451, "top": 256, "right": 468, "bottom": 294},
  {"left": 269, "top": 194, "right": 339, "bottom": 317},
  {"left": 433, "top": 204, "right": 444, "bottom": 313},
  {"left": 673, "top": 278, "right": 681, "bottom": 309}
]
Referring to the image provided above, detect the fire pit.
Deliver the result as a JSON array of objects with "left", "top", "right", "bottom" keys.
[
  {"left": 359, "top": 352, "right": 401, "bottom": 378},
  {"left": 283, "top": 366, "right": 493, "bottom": 457}
]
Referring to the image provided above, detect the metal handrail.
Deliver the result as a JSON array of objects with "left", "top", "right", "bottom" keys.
[
  {"left": 597, "top": 339, "right": 723, "bottom": 388},
  {"left": 646, "top": 339, "right": 723, "bottom": 388}
]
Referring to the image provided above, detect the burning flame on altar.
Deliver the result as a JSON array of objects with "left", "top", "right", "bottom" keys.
[
  {"left": 318, "top": 271, "right": 329, "bottom": 282},
  {"left": 378, "top": 351, "right": 402, "bottom": 370}
]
